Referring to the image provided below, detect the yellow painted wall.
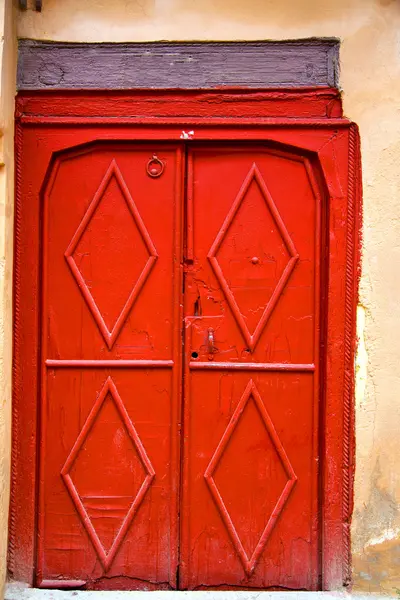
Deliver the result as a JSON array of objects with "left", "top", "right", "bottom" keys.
[
  {"left": 0, "top": 0, "right": 16, "bottom": 597},
  {"left": 0, "top": 0, "right": 398, "bottom": 594}
]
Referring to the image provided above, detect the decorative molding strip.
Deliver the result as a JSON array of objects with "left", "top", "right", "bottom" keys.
[
  {"left": 45, "top": 359, "right": 174, "bottom": 368},
  {"left": 17, "top": 116, "right": 350, "bottom": 127},
  {"left": 64, "top": 159, "right": 158, "bottom": 351},
  {"left": 61, "top": 377, "right": 155, "bottom": 572},
  {"left": 204, "top": 380, "right": 297, "bottom": 575},
  {"left": 17, "top": 39, "right": 340, "bottom": 91},
  {"left": 208, "top": 163, "right": 299, "bottom": 352},
  {"left": 342, "top": 124, "right": 360, "bottom": 585},
  {"left": 7, "top": 120, "right": 23, "bottom": 580},
  {"left": 189, "top": 362, "right": 315, "bottom": 371}
]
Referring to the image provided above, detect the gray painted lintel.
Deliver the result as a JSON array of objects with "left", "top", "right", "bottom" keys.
[{"left": 17, "top": 39, "right": 340, "bottom": 91}]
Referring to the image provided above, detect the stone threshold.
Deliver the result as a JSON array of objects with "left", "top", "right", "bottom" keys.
[{"left": 5, "top": 584, "right": 390, "bottom": 600}]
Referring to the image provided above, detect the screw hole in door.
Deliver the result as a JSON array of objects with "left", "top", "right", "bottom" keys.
[{"left": 191, "top": 352, "right": 199, "bottom": 359}]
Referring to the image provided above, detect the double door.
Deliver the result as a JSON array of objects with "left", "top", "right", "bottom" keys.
[{"left": 38, "top": 142, "right": 322, "bottom": 590}]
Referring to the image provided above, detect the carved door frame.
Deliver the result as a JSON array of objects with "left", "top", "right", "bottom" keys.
[{"left": 9, "top": 89, "right": 361, "bottom": 590}]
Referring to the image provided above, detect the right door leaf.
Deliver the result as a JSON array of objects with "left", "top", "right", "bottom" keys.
[{"left": 182, "top": 144, "right": 323, "bottom": 590}]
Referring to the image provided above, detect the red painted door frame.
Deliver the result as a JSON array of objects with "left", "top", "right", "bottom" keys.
[{"left": 9, "top": 89, "right": 361, "bottom": 590}]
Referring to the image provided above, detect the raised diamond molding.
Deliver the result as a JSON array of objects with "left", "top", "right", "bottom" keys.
[
  {"left": 65, "top": 159, "right": 158, "bottom": 350},
  {"left": 204, "top": 379, "right": 297, "bottom": 575},
  {"left": 208, "top": 163, "right": 299, "bottom": 351},
  {"left": 61, "top": 376, "right": 155, "bottom": 571}
]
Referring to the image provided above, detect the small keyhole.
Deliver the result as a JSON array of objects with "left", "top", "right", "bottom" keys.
[{"left": 191, "top": 351, "right": 199, "bottom": 359}]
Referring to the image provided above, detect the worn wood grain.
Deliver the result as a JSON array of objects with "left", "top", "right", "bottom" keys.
[
  {"left": 17, "top": 39, "right": 340, "bottom": 90},
  {"left": 16, "top": 89, "right": 343, "bottom": 120}
]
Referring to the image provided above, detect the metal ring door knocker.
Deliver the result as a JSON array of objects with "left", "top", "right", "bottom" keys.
[{"left": 147, "top": 154, "right": 165, "bottom": 178}]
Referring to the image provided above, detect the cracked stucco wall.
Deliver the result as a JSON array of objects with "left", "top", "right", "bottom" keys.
[{"left": 0, "top": 0, "right": 397, "bottom": 595}]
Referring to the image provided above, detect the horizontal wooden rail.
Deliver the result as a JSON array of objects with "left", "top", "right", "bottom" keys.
[
  {"left": 45, "top": 359, "right": 174, "bottom": 368},
  {"left": 189, "top": 362, "right": 315, "bottom": 371},
  {"left": 18, "top": 116, "right": 350, "bottom": 127},
  {"left": 18, "top": 40, "right": 339, "bottom": 90}
]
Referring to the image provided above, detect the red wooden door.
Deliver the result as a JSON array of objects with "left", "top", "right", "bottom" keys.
[
  {"left": 39, "top": 144, "right": 183, "bottom": 588},
  {"left": 36, "top": 140, "right": 325, "bottom": 590},
  {"left": 11, "top": 91, "right": 359, "bottom": 592},
  {"left": 181, "top": 145, "right": 323, "bottom": 590}
]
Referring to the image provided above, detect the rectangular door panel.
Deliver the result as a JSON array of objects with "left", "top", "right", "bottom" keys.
[
  {"left": 38, "top": 144, "right": 183, "bottom": 588},
  {"left": 43, "top": 145, "right": 179, "bottom": 360},
  {"left": 182, "top": 366, "right": 317, "bottom": 590},
  {"left": 181, "top": 145, "right": 323, "bottom": 589},
  {"left": 39, "top": 368, "right": 174, "bottom": 587},
  {"left": 184, "top": 145, "right": 320, "bottom": 363}
]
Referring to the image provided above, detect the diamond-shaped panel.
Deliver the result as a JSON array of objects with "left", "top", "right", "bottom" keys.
[
  {"left": 61, "top": 377, "right": 155, "bottom": 571},
  {"left": 65, "top": 159, "right": 158, "bottom": 349},
  {"left": 204, "top": 380, "right": 297, "bottom": 575},
  {"left": 208, "top": 163, "right": 299, "bottom": 351}
]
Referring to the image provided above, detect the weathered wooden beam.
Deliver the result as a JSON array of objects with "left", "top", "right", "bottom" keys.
[{"left": 17, "top": 39, "right": 340, "bottom": 90}]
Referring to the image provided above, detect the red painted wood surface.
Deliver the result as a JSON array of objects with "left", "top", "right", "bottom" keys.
[
  {"left": 10, "top": 90, "right": 360, "bottom": 591},
  {"left": 37, "top": 144, "right": 183, "bottom": 588},
  {"left": 181, "top": 146, "right": 322, "bottom": 589},
  {"left": 16, "top": 89, "right": 343, "bottom": 120}
]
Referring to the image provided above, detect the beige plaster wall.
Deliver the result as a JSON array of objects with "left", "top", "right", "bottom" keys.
[
  {"left": 0, "top": 0, "right": 15, "bottom": 597},
  {"left": 9, "top": 0, "right": 400, "bottom": 594}
]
